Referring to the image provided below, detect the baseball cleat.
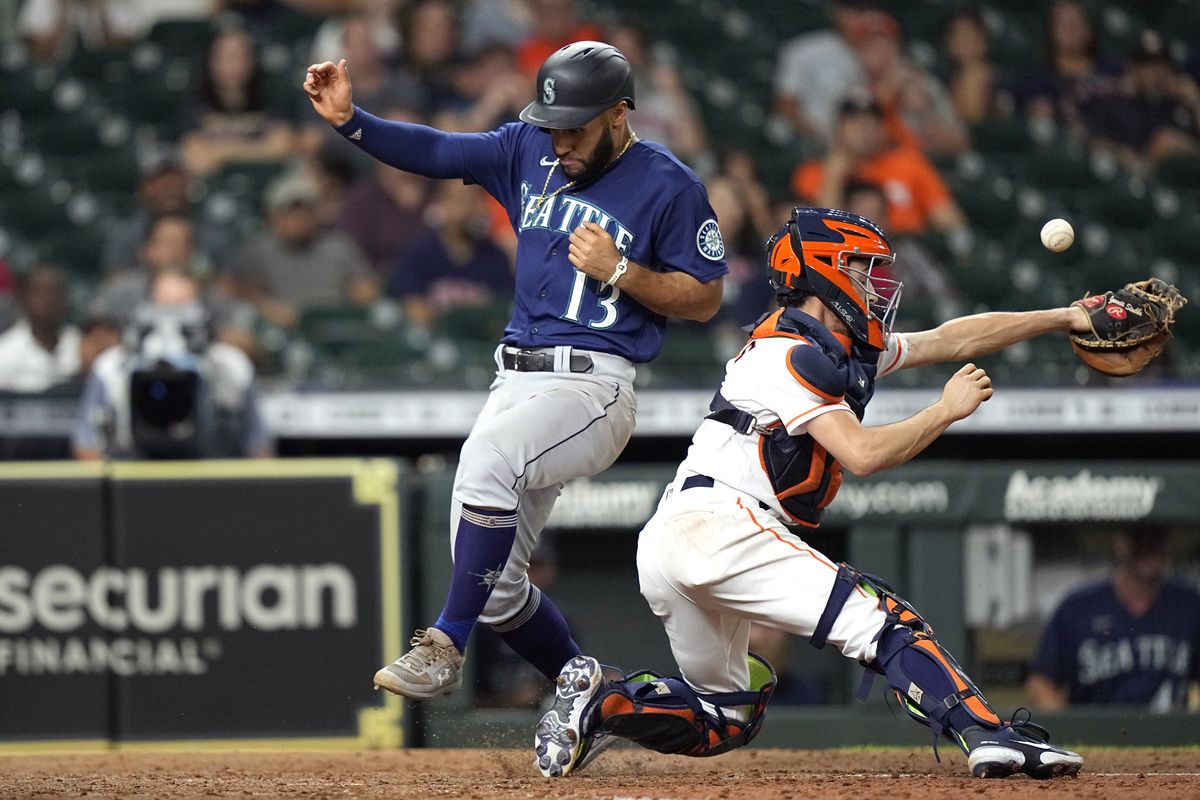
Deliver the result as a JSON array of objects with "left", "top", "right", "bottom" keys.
[
  {"left": 534, "top": 655, "right": 605, "bottom": 778},
  {"left": 373, "top": 627, "right": 463, "bottom": 699},
  {"left": 963, "top": 712, "right": 1082, "bottom": 779}
]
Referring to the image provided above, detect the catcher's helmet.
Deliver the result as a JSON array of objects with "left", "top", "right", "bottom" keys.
[
  {"left": 519, "top": 41, "right": 636, "bottom": 130},
  {"left": 767, "top": 207, "right": 901, "bottom": 350}
]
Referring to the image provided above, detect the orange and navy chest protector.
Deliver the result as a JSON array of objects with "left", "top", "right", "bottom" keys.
[{"left": 707, "top": 306, "right": 879, "bottom": 527}]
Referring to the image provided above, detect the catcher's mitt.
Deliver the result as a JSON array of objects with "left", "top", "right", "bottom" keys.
[{"left": 1069, "top": 278, "right": 1187, "bottom": 376}]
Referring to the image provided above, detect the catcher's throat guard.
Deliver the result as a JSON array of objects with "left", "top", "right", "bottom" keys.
[
  {"left": 767, "top": 207, "right": 902, "bottom": 351},
  {"left": 813, "top": 564, "right": 1002, "bottom": 758},
  {"left": 590, "top": 653, "right": 776, "bottom": 757}
]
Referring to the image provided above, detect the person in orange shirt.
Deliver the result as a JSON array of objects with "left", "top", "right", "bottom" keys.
[
  {"left": 516, "top": 0, "right": 604, "bottom": 75},
  {"left": 791, "top": 90, "right": 968, "bottom": 236}
]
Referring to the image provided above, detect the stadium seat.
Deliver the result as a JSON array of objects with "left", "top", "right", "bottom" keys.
[
  {"left": 432, "top": 301, "right": 513, "bottom": 345},
  {"left": 38, "top": 222, "right": 107, "bottom": 276},
  {"left": 147, "top": 19, "right": 214, "bottom": 57},
  {"left": 1153, "top": 154, "right": 1200, "bottom": 190}
]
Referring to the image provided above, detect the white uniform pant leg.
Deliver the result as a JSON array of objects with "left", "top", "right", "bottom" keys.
[
  {"left": 637, "top": 486, "right": 889, "bottom": 694},
  {"left": 450, "top": 371, "right": 636, "bottom": 624}
]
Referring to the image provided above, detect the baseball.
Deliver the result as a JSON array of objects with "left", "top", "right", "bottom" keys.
[{"left": 1040, "top": 218, "right": 1074, "bottom": 253}]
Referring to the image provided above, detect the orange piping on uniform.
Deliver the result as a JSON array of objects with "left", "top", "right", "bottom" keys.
[{"left": 735, "top": 497, "right": 868, "bottom": 598}]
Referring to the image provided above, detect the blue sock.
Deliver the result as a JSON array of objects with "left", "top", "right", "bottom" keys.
[
  {"left": 433, "top": 505, "right": 518, "bottom": 652},
  {"left": 491, "top": 585, "right": 581, "bottom": 680}
]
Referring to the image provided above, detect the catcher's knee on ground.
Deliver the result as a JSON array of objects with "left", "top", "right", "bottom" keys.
[
  {"left": 589, "top": 653, "right": 775, "bottom": 757},
  {"left": 812, "top": 564, "right": 1002, "bottom": 757}
]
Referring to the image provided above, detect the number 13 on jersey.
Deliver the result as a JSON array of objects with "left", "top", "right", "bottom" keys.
[{"left": 562, "top": 269, "right": 621, "bottom": 329}]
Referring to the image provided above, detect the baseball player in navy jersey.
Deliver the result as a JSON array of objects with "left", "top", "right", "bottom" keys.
[
  {"left": 304, "top": 42, "right": 726, "bottom": 706},
  {"left": 534, "top": 208, "right": 1092, "bottom": 779}
]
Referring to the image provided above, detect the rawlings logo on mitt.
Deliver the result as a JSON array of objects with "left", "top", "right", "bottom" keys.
[{"left": 1069, "top": 278, "right": 1187, "bottom": 376}]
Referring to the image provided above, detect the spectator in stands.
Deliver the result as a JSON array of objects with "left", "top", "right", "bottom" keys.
[
  {"left": 607, "top": 22, "right": 712, "bottom": 173},
  {"left": 0, "top": 257, "right": 16, "bottom": 333},
  {"left": 460, "top": 0, "right": 532, "bottom": 56},
  {"left": 301, "top": 11, "right": 422, "bottom": 160},
  {"left": 939, "top": 7, "right": 1008, "bottom": 126},
  {"left": 73, "top": 269, "right": 271, "bottom": 460},
  {"left": 1011, "top": 0, "right": 1121, "bottom": 142},
  {"left": 1026, "top": 528, "right": 1200, "bottom": 712},
  {"left": 747, "top": 623, "right": 824, "bottom": 705},
  {"left": 395, "top": 0, "right": 464, "bottom": 117},
  {"left": 230, "top": 171, "right": 377, "bottom": 330},
  {"left": 18, "top": 0, "right": 148, "bottom": 63},
  {"left": 791, "top": 89, "right": 969, "bottom": 237},
  {"left": 180, "top": 25, "right": 295, "bottom": 178},
  {"left": 1081, "top": 30, "right": 1200, "bottom": 176},
  {"left": 93, "top": 213, "right": 207, "bottom": 326},
  {"left": 771, "top": 0, "right": 873, "bottom": 145},
  {"left": 102, "top": 148, "right": 232, "bottom": 276},
  {"left": 334, "top": 107, "right": 433, "bottom": 277},
  {"left": 0, "top": 263, "right": 80, "bottom": 393},
  {"left": 514, "top": 0, "right": 603, "bottom": 76},
  {"left": 78, "top": 315, "right": 122, "bottom": 377},
  {"left": 851, "top": 11, "right": 968, "bottom": 157},
  {"left": 707, "top": 176, "right": 772, "bottom": 341},
  {"left": 844, "top": 180, "right": 964, "bottom": 322},
  {"left": 440, "top": 42, "right": 529, "bottom": 133},
  {"left": 387, "top": 181, "right": 513, "bottom": 329}
]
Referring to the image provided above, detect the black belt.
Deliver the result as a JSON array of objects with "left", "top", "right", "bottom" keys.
[
  {"left": 502, "top": 348, "right": 593, "bottom": 373},
  {"left": 681, "top": 474, "right": 774, "bottom": 513}
]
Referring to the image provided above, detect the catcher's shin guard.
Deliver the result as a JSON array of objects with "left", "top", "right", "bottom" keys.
[
  {"left": 811, "top": 564, "right": 1001, "bottom": 759},
  {"left": 591, "top": 653, "right": 776, "bottom": 757}
]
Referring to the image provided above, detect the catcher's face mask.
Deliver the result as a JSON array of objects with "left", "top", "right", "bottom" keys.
[{"left": 767, "top": 207, "right": 902, "bottom": 350}]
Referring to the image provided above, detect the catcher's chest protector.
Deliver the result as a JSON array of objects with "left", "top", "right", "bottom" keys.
[
  {"left": 593, "top": 653, "right": 776, "bottom": 757},
  {"left": 709, "top": 309, "right": 879, "bottom": 527}
]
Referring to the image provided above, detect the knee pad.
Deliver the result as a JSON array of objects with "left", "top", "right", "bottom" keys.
[
  {"left": 592, "top": 653, "right": 776, "bottom": 757},
  {"left": 811, "top": 564, "right": 1000, "bottom": 759}
]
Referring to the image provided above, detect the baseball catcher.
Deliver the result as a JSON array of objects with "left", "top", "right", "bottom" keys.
[
  {"left": 1069, "top": 278, "right": 1187, "bottom": 376},
  {"left": 534, "top": 207, "right": 1092, "bottom": 780}
]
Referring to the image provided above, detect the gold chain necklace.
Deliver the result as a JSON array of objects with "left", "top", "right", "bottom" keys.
[{"left": 534, "top": 130, "right": 638, "bottom": 210}]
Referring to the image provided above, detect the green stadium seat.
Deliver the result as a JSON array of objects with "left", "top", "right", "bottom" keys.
[
  {"left": 60, "top": 144, "right": 142, "bottom": 195},
  {"left": 1024, "top": 146, "right": 1094, "bottom": 190},
  {"left": 970, "top": 119, "right": 1032, "bottom": 155},
  {"left": 147, "top": 19, "right": 214, "bottom": 57},
  {"left": 432, "top": 301, "right": 513, "bottom": 344},
  {"left": 1153, "top": 154, "right": 1200, "bottom": 190},
  {"left": 0, "top": 186, "right": 70, "bottom": 240},
  {"left": 38, "top": 222, "right": 107, "bottom": 276},
  {"left": 1077, "top": 182, "right": 1158, "bottom": 230}
]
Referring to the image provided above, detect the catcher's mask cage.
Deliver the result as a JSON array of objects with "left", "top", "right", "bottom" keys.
[{"left": 767, "top": 207, "right": 902, "bottom": 351}]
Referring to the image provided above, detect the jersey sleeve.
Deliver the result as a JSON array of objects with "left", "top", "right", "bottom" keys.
[
  {"left": 877, "top": 332, "right": 910, "bottom": 377},
  {"left": 766, "top": 342, "right": 852, "bottom": 434},
  {"left": 649, "top": 182, "right": 728, "bottom": 282}
]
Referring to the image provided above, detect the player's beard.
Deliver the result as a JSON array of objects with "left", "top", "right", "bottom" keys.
[{"left": 563, "top": 126, "right": 615, "bottom": 187}]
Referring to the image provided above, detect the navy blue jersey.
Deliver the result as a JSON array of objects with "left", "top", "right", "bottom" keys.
[
  {"left": 1031, "top": 578, "right": 1200, "bottom": 709},
  {"left": 336, "top": 110, "right": 727, "bottom": 361}
]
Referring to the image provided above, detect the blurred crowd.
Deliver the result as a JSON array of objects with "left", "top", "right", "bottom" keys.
[{"left": 1, "top": 0, "right": 1199, "bottom": 436}]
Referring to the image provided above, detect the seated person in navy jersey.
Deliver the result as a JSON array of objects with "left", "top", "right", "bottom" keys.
[
  {"left": 1026, "top": 528, "right": 1200, "bottom": 712},
  {"left": 388, "top": 181, "right": 515, "bottom": 329}
]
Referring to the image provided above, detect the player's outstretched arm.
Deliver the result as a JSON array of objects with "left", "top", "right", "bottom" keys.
[
  {"left": 897, "top": 307, "right": 1091, "bottom": 370},
  {"left": 568, "top": 222, "right": 723, "bottom": 321},
  {"left": 806, "top": 363, "right": 992, "bottom": 476}
]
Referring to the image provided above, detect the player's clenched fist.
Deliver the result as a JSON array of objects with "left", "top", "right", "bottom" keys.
[
  {"left": 568, "top": 222, "right": 623, "bottom": 283},
  {"left": 304, "top": 59, "right": 354, "bottom": 127},
  {"left": 939, "top": 363, "right": 993, "bottom": 420}
]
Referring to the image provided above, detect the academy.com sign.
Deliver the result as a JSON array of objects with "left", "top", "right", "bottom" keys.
[
  {"left": 1003, "top": 469, "right": 1162, "bottom": 522},
  {"left": 827, "top": 480, "right": 951, "bottom": 519},
  {"left": 0, "top": 563, "right": 357, "bottom": 677}
]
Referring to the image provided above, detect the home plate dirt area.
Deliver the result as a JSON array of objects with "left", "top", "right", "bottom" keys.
[{"left": 1, "top": 747, "right": 1197, "bottom": 799}]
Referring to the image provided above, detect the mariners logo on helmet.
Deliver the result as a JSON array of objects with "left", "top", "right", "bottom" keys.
[{"left": 542, "top": 78, "right": 557, "bottom": 105}]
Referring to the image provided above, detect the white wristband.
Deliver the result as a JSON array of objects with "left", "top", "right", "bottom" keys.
[{"left": 606, "top": 255, "right": 629, "bottom": 287}]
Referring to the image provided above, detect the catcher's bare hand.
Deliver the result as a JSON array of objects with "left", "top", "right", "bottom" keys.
[
  {"left": 304, "top": 59, "right": 354, "bottom": 127},
  {"left": 568, "top": 222, "right": 623, "bottom": 282},
  {"left": 940, "top": 363, "right": 993, "bottom": 421}
]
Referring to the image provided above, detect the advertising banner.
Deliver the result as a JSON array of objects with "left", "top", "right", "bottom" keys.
[{"left": 0, "top": 460, "right": 405, "bottom": 749}]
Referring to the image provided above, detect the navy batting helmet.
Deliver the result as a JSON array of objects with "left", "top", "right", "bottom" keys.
[{"left": 519, "top": 41, "right": 636, "bottom": 130}]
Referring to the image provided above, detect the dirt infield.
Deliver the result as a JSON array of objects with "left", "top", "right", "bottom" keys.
[{"left": 1, "top": 747, "right": 1197, "bottom": 799}]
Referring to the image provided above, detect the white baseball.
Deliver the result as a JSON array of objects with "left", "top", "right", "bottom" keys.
[{"left": 1040, "top": 218, "right": 1074, "bottom": 253}]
